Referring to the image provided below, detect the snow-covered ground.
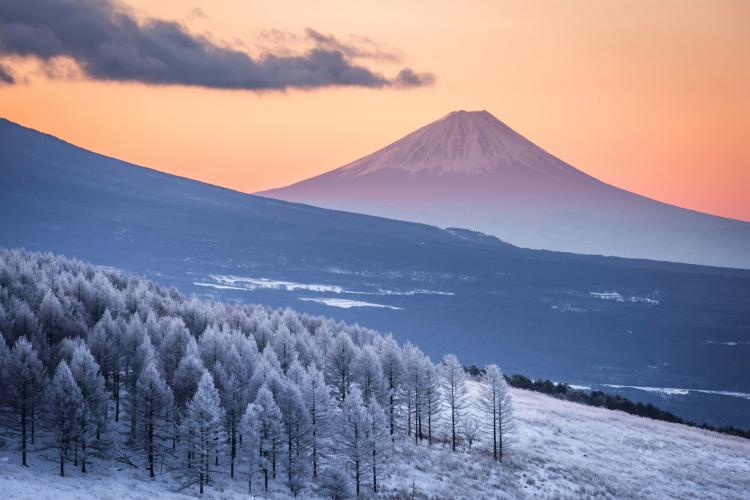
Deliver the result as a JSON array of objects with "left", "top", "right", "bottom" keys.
[{"left": 2, "top": 387, "right": 748, "bottom": 499}]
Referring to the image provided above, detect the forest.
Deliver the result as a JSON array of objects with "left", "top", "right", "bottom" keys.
[{"left": 0, "top": 248, "right": 514, "bottom": 497}]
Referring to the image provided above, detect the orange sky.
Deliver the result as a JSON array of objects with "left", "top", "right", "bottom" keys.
[{"left": 1, "top": 0, "right": 749, "bottom": 221}]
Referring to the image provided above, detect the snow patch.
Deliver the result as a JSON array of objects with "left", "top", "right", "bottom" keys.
[
  {"left": 298, "top": 297, "right": 402, "bottom": 310},
  {"left": 603, "top": 384, "right": 750, "bottom": 400},
  {"left": 211, "top": 274, "right": 345, "bottom": 293},
  {"left": 589, "top": 291, "right": 659, "bottom": 305}
]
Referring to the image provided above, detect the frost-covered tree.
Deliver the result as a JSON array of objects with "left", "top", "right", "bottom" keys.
[
  {"left": 88, "top": 310, "right": 125, "bottom": 421},
  {"left": 477, "top": 364, "right": 514, "bottom": 462},
  {"left": 319, "top": 465, "right": 355, "bottom": 500},
  {"left": 440, "top": 354, "right": 468, "bottom": 451},
  {"left": 136, "top": 361, "right": 173, "bottom": 477},
  {"left": 302, "top": 365, "right": 330, "bottom": 478},
  {"left": 328, "top": 332, "right": 357, "bottom": 404},
  {"left": 39, "top": 289, "right": 64, "bottom": 348},
  {"left": 366, "top": 396, "right": 389, "bottom": 493},
  {"left": 4, "top": 336, "right": 46, "bottom": 466},
  {"left": 335, "top": 386, "right": 371, "bottom": 496},
  {"left": 421, "top": 357, "right": 441, "bottom": 445},
  {"left": 45, "top": 361, "right": 85, "bottom": 476},
  {"left": 379, "top": 338, "right": 403, "bottom": 438},
  {"left": 273, "top": 325, "right": 298, "bottom": 374},
  {"left": 160, "top": 317, "right": 193, "bottom": 386},
  {"left": 459, "top": 413, "right": 480, "bottom": 451},
  {"left": 278, "top": 381, "right": 310, "bottom": 488},
  {"left": 171, "top": 352, "right": 204, "bottom": 451},
  {"left": 402, "top": 342, "right": 425, "bottom": 440},
  {"left": 355, "top": 345, "right": 385, "bottom": 406},
  {"left": 214, "top": 347, "right": 247, "bottom": 479},
  {"left": 241, "top": 384, "right": 283, "bottom": 494},
  {"left": 183, "top": 371, "right": 225, "bottom": 494},
  {"left": 0, "top": 249, "right": 522, "bottom": 494},
  {"left": 70, "top": 343, "right": 108, "bottom": 471}
]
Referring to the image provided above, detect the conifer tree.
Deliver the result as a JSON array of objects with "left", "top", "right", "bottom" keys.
[
  {"left": 5, "top": 336, "right": 46, "bottom": 466},
  {"left": 45, "top": 361, "right": 85, "bottom": 477},
  {"left": 477, "top": 364, "right": 514, "bottom": 462},
  {"left": 136, "top": 361, "right": 173, "bottom": 477},
  {"left": 183, "top": 371, "right": 225, "bottom": 494},
  {"left": 70, "top": 343, "right": 108, "bottom": 472},
  {"left": 241, "top": 384, "right": 283, "bottom": 494},
  {"left": 440, "top": 354, "right": 468, "bottom": 451}
]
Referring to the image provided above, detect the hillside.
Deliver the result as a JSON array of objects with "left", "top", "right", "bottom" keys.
[
  {"left": 1, "top": 118, "right": 749, "bottom": 428},
  {"left": 2, "top": 386, "right": 747, "bottom": 499},
  {"left": 260, "top": 110, "right": 750, "bottom": 269}
]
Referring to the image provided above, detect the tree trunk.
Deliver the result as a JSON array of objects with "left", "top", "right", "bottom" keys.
[{"left": 21, "top": 400, "right": 27, "bottom": 467}]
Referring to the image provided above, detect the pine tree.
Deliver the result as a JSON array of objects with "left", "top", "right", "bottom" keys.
[
  {"left": 45, "top": 361, "right": 85, "bottom": 477},
  {"left": 136, "top": 361, "right": 173, "bottom": 477},
  {"left": 355, "top": 346, "right": 385, "bottom": 405},
  {"left": 278, "top": 381, "right": 310, "bottom": 489},
  {"left": 366, "top": 396, "right": 389, "bottom": 494},
  {"left": 477, "top": 364, "right": 514, "bottom": 462},
  {"left": 241, "top": 384, "right": 283, "bottom": 494},
  {"left": 327, "top": 332, "right": 356, "bottom": 404},
  {"left": 335, "top": 386, "right": 371, "bottom": 496},
  {"left": 70, "top": 344, "right": 108, "bottom": 472},
  {"left": 379, "top": 338, "right": 403, "bottom": 439},
  {"left": 39, "top": 290, "right": 64, "bottom": 348},
  {"left": 172, "top": 354, "right": 204, "bottom": 450},
  {"left": 440, "top": 354, "right": 468, "bottom": 451},
  {"left": 183, "top": 371, "right": 225, "bottom": 494},
  {"left": 422, "top": 356, "right": 441, "bottom": 445},
  {"left": 302, "top": 365, "right": 330, "bottom": 478},
  {"left": 5, "top": 336, "right": 46, "bottom": 467}
]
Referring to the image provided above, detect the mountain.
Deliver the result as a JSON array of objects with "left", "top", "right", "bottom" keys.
[
  {"left": 259, "top": 110, "right": 750, "bottom": 269},
  {"left": 1, "top": 117, "right": 749, "bottom": 427}
]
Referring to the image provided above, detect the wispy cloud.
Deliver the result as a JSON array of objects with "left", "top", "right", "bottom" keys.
[{"left": 0, "top": 0, "right": 434, "bottom": 91}]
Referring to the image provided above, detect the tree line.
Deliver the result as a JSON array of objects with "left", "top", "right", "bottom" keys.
[{"left": 0, "top": 249, "right": 515, "bottom": 497}]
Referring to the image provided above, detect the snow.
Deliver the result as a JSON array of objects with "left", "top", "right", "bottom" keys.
[
  {"left": 590, "top": 291, "right": 660, "bottom": 305},
  {"left": 209, "top": 275, "right": 345, "bottom": 293},
  {"left": 3, "top": 386, "right": 748, "bottom": 499},
  {"left": 603, "top": 384, "right": 750, "bottom": 400},
  {"left": 197, "top": 276, "right": 453, "bottom": 298},
  {"left": 334, "top": 110, "right": 577, "bottom": 178},
  {"left": 298, "top": 297, "right": 402, "bottom": 310}
]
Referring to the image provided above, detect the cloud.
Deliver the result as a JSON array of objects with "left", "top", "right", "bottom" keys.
[
  {"left": 0, "top": 0, "right": 434, "bottom": 91},
  {"left": 187, "top": 7, "right": 207, "bottom": 20},
  {"left": 394, "top": 68, "right": 435, "bottom": 88},
  {"left": 0, "top": 62, "right": 13, "bottom": 84},
  {"left": 305, "top": 29, "right": 403, "bottom": 63}
]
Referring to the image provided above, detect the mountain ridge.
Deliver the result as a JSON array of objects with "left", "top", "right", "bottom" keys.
[{"left": 259, "top": 110, "right": 750, "bottom": 269}]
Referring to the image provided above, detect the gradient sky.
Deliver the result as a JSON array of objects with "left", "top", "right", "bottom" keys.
[{"left": 1, "top": 0, "right": 749, "bottom": 221}]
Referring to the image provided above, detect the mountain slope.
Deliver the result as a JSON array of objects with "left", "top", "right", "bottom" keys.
[
  {"left": 1, "top": 117, "right": 749, "bottom": 427},
  {"left": 2, "top": 386, "right": 748, "bottom": 499},
  {"left": 260, "top": 110, "right": 750, "bottom": 269}
]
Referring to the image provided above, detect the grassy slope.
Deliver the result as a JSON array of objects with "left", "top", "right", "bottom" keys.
[{"left": 1, "top": 386, "right": 748, "bottom": 499}]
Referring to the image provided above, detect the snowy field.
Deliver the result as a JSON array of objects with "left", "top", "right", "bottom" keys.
[{"left": 2, "top": 386, "right": 747, "bottom": 499}]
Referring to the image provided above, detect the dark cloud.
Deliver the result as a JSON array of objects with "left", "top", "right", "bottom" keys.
[
  {"left": 0, "top": 0, "right": 434, "bottom": 90},
  {"left": 394, "top": 68, "right": 435, "bottom": 88},
  {"left": 305, "top": 29, "right": 403, "bottom": 63},
  {"left": 0, "top": 62, "right": 13, "bottom": 84}
]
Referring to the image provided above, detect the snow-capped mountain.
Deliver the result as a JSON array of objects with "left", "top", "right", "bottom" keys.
[{"left": 260, "top": 110, "right": 750, "bottom": 269}]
